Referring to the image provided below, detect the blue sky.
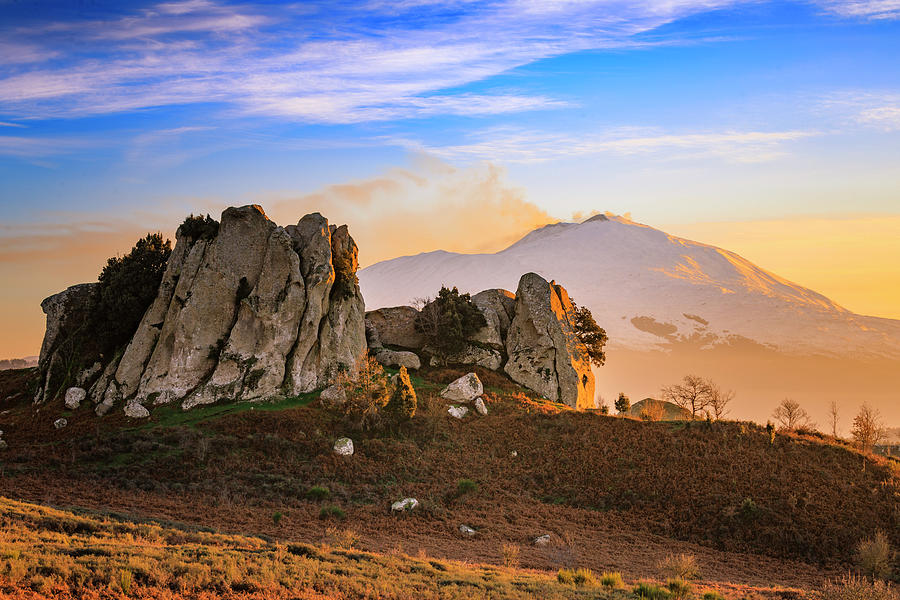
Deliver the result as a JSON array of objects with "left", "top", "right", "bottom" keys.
[{"left": 1, "top": 0, "right": 900, "bottom": 356}]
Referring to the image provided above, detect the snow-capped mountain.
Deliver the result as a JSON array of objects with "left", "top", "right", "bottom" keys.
[{"left": 359, "top": 213, "right": 900, "bottom": 360}]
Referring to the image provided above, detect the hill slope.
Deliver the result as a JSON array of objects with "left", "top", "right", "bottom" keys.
[
  {"left": 359, "top": 214, "right": 900, "bottom": 360},
  {"left": 1, "top": 366, "right": 897, "bottom": 591}
]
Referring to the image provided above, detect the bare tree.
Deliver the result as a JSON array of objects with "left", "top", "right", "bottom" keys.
[
  {"left": 772, "top": 398, "right": 813, "bottom": 430},
  {"left": 706, "top": 382, "right": 734, "bottom": 420},
  {"left": 851, "top": 403, "right": 886, "bottom": 455},
  {"left": 828, "top": 400, "right": 840, "bottom": 438},
  {"left": 661, "top": 375, "right": 712, "bottom": 419}
]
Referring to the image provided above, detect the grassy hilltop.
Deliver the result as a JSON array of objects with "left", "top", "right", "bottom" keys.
[{"left": 0, "top": 365, "right": 898, "bottom": 599}]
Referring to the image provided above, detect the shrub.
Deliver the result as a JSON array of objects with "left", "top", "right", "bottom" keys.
[
  {"left": 272, "top": 512, "right": 283, "bottom": 526},
  {"left": 118, "top": 568, "right": 132, "bottom": 594},
  {"left": 325, "top": 526, "right": 358, "bottom": 549},
  {"left": 739, "top": 497, "right": 759, "bottom": 520},
  {"left": 414, "top": 287, "right": 486, "bottom": 359},
  {"left": 306, "top": 485, "right": 331, "bottom": 501},
  {"left": 557, "top": 568, "right": 574, "bottom": 585},
  {"left": 177, "top": 214, "right": 219, "bottom": 241},
  {"left": 318, "top": 505, "right": 346, "bottom": 520},
  {"left": 659, "top": 553, "right": 701, "bottom": 580},
  {"left": 703, "top": 592, "right": 727, "bottom": 600},
  {"left": 615, "top": 393, "right": 631, "bottom": 415},
  {"left": 342, "top": 356, "right": 390, "bottom": 431},
  {"left": 570, "top": 299, "right": 607, "bottom": 367},
  {"left": 666, "top": 578, "right": 692, "bottom": 599},
  {"left": 640, "top": 399, "right": 665, "bottom": 422},
  {"left": 573, "top": 568, "right": 597, "bottom": 585},
  {"left": 456, "top": 479, "right": 479, "bottom": 496},
  {"left": 823, "top": 574, "right": 899, "bottom": 600},
  {"left": 634, "top": 581, "right": 672, "bottom": 600},
  {"left": 856, "top": 531, "right": 895, "bottom": 580},
  {"left": 96, "top": 233, "right": 172, "bottom": 352},
  {"left": 384, "top": 366, "right": 417, "bottom": 425},
  {"left": 501, "top": 543, "right": 520, "bottom": 568},
  {"left": 600, "top": 571, "right": 624, "bottom": 588}
]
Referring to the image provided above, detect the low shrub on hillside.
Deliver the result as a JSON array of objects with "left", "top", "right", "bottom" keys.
[
  {"left": 557, "top": 568, "right": 596, "bottom": 586},
  {"left": 703, "top": 591, "right": 727, "bottom": 600},
  {"left": 856, "top": 531, "right": 895, "bottom": 581},
  {"left": 501, "top": 543, "right": 520, "bottom": 568},
  {"left": 666, "top": 578, "right": 692, "bottom": 599},
  {"left": 318, "top": 505, "right": 346, "bottom": 520},
  {"left": 306, "top": 485, "right": 330, "bottom": 501},
  {"left": 823, "top": 575, "right": 899, "bottom": 600},
  {"left": 659, "top": 553, "right": 701, "bottom": 580},
  {"left": 599, "top": 571, "right": 625, "bottom": 588},
  {"left": 414, "top": 286, "right": 486, "bottom": 360},
  {"left": 634, "top": 581, "right": 672, "bottom": 600},
  {"left": 456, "top": 478, "right": 479, "bottom": 495}
]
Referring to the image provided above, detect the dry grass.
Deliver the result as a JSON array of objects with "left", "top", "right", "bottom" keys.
[{"left": 0, "top": 496, "right": 626, "bottom": 600}]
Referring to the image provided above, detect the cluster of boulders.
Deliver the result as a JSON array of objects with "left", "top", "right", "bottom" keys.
[
  {"left": 440, "top": 372, "right": 488, "bottom": 419},
  {"left": 34, "top": 206, "right": 367, "bottom": 418},
  {"left": 366, "top": 272, "right": 596, "bottom": 409}
]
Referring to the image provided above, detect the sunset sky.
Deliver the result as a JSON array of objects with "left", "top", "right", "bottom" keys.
[{"left": 1, "top": 0, "right": 899, "bottom": 359}]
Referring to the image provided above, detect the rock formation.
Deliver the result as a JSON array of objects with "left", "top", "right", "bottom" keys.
[
  {"left": 505, "top": 273, "right": 595, "bottom": 410},
  {"left": 35, "top": 206, "right": 366, "bottom": 416},
  {"left": 365, "top": 273, "right": 597, "bottom": 409}
]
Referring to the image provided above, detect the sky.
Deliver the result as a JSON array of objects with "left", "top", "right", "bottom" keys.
[{"left": 1, "top": 0, "right": 899, "bottom": 359}]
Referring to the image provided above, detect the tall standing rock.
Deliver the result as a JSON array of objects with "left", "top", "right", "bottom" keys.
[{"left": 504, "top": 273, "right": 595, "bottom": 409}]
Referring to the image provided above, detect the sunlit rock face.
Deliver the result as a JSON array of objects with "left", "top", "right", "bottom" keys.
[
  {"left": 35, "top": 205, "right": 366, "bottom": 414},
  {"left": 504, "top": 273, "right": 596, "bottom": 410}
]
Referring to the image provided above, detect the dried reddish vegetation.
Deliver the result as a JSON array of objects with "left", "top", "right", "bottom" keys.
[{"left": 1, "top": 366, "right": 898, "bottom": 592}]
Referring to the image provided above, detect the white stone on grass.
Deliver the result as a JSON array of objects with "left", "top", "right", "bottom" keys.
[
  {"left": 333, "top": 437, "right": 354, "bottom": 456},
  {"left": 64, "top": 387, "right": 86, "bottom": 410},
  {"left": 124, "top": 402, "right": 150, "bottom": 419},
  {"left": 474, "top": 397, "right": 488, "bottom": 416},
  {"left": 53, "top": 418, "right": 67, "bottom": 430},
  {"left": 391, "top": 498, "right": 418, "bottom": 512},
  {"left": 533, "top": 534, "right": 551, "bottom": 546},
  {"left": 459, "top": 524, "right": 477, "bottom": 536},
  {"left": 439, "top": 373, "right": 483, "bottom": 403},
  {"left": 447, "top": 405, "right": 469, "bottom": 419}
]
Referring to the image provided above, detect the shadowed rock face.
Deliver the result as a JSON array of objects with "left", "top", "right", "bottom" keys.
[
  {"left": 504, "top": 273, "right": 595, "bottom": 409},
  {"left": 36, "top": 205, "right": 366, "bottom": 415}
]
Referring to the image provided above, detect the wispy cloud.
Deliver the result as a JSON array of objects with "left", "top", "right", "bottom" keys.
[
  {"left": 0, "top": 0, "right": 749, "bottom": 123},
  {"left": 402, "top": 126, "right": 817, "bottom": 163},
  {"left": 820, "top": 91, "right": 900, "bottom": 131},
  {"left": 0, "top": 135, "right": 92, "bottom": 158},
  {"left": 814, "top": 0, "right": 900, "bottom": 19}
]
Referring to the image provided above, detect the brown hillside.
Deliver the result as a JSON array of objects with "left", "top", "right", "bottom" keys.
[{"left": 0, "top": 366, "right": 898, "bottom": 589}]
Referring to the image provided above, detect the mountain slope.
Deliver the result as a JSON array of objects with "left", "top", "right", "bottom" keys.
[{"left": 359, "top": 214, "right": 900, "bottom": 360}]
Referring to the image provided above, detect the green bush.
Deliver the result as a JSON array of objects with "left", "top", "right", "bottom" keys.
[
  {"left": 572, "top": 568, "right": 597, "bottom": 586},
  {"left": 666, "top": 578, "right": 692, "bottom": 600},
  {"left": 414, "top": 287, "right": 486, "bottom": 359},
  {"left": 306, "top": 486, "right": 331, "bottom": 501},
  {"left": 272, "top": 512, "right": 283, "bottom": 526},
  {"left": 385, "top": 366, "right": 417, "bottom": 425},
  {"left": 600, "top": 571, "right": 625, "bottom": 588},
  {"left": 571, "top": 299, "right": 607, "bottom": 367},
  {"left": 703, "top": 592, "right": 727, "bottom": 600},
  {"left": 96, "top": 233, "right": 172, "bottom": 352},
  {"left": 856, "top": 531, "right": 895, "bottom": 581},
  {"left": 633, "top": 581, "right": 672, "bottom": 600},
  {"left": 318, "top": 505, "right": 346, "bottom": 520},
  {"left": 177, "top": 214, "right": 219, "bottom": 241},
  {"left": 456, "top": 479, "right": 479, "bottom": 496},
  {"left": 557, "top": 569, "right": 574, "bottom": 585}
]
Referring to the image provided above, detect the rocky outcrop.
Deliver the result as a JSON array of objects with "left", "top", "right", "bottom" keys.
[
  {"left": 429, "top": 344, "right": 501, "bottom": 371},
  {"left": 34, "top": 283, "right": 103, "bottom": 404},
  {"left": 364, "top": 306, "right": 424, "bottom": 350},
  {"left": 471, "top": 289, "right": 516, "bottom": 347},
  {"left": 504, "top": 273, "right": 595, "bottom": 409},
  {"left": 35, "top": 205, "right": 366, "bottom": 416}
]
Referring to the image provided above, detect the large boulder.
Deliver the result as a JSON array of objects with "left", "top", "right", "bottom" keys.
[
  {"left": 36, "top": 205, "right": 367, "bottom": 415},
  {"left": 440, "top": 373, "right": 483, "bottom": 402},
  {"left": 365, "top": 306, "right": 424, "bottom": 350},
  {"left": 64, "top": 387, "right": 86, "bottom": 410},
  {"left": 470, "top": 288, "right": 515, "bottom": 348},
  {"left": 504, "top": 273, "right": 595, "bottom": 409},
  {"left": 429, "top": 344, "right": 502, "bottom": 371},
  {"left": 375, "top": 349, "right": 421, "bottom": 370},
  {"left": 34, "top": 283, "right": 103, "bottom": 404}
]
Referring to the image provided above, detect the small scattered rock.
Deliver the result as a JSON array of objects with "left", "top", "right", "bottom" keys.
[
  {"left": 459, "top": 524, "right": 477, "bottom": 536},
  {"left": 474, "top": 397, "right": 488, "bottom": 416},
  {"left": 391, "top": 498, "right": 418, "bottom": 512},
  {"left": 95, "top": 401, "right": 113, "bottom": 417},
  {"left": 53, "top": 418, "right": 67, "bottom": 430},
  {"left": 509, "top": 450, "right": 518, "bottom": 458},
  {"left": 64, "top": 387, "right": 86, "bottom": 410},
  {"left": 533, "top": 534, "right": 551, "bottom": 546},
  {"left": 440, "top": 373, "right": 483, "bottom": 403},
  {"left": 320, "top": 384, "right": 347, "bottom": 407},
  {"left": 333, "top": 437, "right": 354, "bottom": 456},
  {"left": 447, "top": 405, "right": 469, "bottom": 419},
  {"left": 124, "top": 402, "right": 150, "bottom": 419}
]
